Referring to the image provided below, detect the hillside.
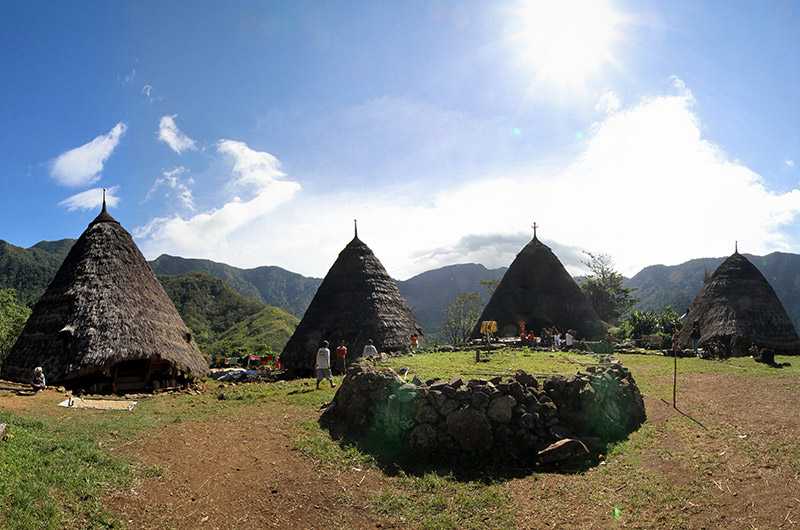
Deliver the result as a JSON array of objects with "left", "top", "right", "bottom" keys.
[
  {"left": 0, "top": 238, "right": 75, "bottom": 305},
  {"left": 5, "top": 236, "right": 800, "bottom": 339},
  {"left": 213, "top": 305, "right": 299, "bottom": 356},
  {"left": 626, "top": 252, "right": 800, "bottom": 331},
  {"left": 158, "top": 271, "right": 297, "bottom": 354},
  {"left": 150, "top": 254, "right": 321, "bottom": 318},
  {"left": 397, "top": 263, "right": 507, "bottom": 336}
]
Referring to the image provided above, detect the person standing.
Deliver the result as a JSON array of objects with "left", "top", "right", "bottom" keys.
[
  {"left": 565, "top": 330, "right": 574, "bottom": 351},
  {"left": 362, "top": 339, "right": 378, "bottom": 358},
  {"left": 689, "top": 322, "right": 701, "bottom": 355},
  {"left": 335, "top": 340, "right": 348, "bottom": 375},
  {"left": 315, "top": 340, "right": 335, "bottom": 390}
]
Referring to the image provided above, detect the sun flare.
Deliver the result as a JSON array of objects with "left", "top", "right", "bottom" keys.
[{"left": 510, "top": 0, "right": 621, "bottom": 89}]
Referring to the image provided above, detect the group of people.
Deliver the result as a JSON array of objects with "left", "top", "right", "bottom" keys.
[
  {"left": 519, "top": 326, "right": 576, "bottom": 351},
  {"left": 314, "top": 339, "right": 378, "bottom": 389}
]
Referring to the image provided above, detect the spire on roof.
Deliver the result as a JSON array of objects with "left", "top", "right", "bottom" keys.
[
  {"left": 532, "top": 222, "right": 538, "bottom": 240},
  {"left": 90, "top": 188, "right": 119, "bottom": 226},
  {"left": 354, "top": 219, "right": 358, "bottom": 240},
  {"left": 735, "top": 241, "right": 738, "bottom": 254}
]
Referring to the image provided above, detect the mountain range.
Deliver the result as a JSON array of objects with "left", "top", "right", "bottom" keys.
[{"left": 3, "top": 238, "right": 800, "bottom": 353}]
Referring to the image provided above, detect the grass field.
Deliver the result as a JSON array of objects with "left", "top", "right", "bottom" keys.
[{"left": 1, "top": 348, "right": 798, "bottom": 529}]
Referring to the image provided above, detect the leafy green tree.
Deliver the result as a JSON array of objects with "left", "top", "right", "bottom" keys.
[
  {"left": 0, "top": 289, "right": 31, "bottom": 365},
  {"left": 441, "top": 291, "right": 484, "bottom": 345},
  {"left": 624, "top": 310, "right": 658, "bottom": 338},
  {"left": 579, "top": 252, "right": 639, "bottom": 324},
  {"left": 477, "top": 278, "right": 501, "bottom": 297}
]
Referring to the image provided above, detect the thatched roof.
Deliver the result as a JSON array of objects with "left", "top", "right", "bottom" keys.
[
  {"left": 1, "top": 203, "right": 208, "bottom": 384},
  {"left": 280, "top": 231, "right": 424, "bottom": 371},
  {"left": 677, "top": 251, "right": 800, "bottom": 355},
  {"left": 471, "top": 235, "right": 605, "bottom": 340}
]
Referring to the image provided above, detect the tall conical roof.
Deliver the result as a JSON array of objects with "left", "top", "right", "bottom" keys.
[
  {"left": 678, "top": 251, "right": 800, "bottom": 355},
  {"left": 1, "top": 204, "right": 209, "bottom": 384},
  {"left": 472, "top": 235, "right": 605, "bottom": 339},
  {"left": 280, "top": 232, "right": 424, "bottom": 371}
]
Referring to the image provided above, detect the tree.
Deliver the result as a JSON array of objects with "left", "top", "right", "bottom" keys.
[
  {"left": 441, "top": 291, "right": 484, "bottom": 345},
  {"left": 579, "top": 252, "right": 639, "bottom": 324},
  {"left": 0, "top": 289, "right": 31, "bottom": 365},
  {"left": 477, "top": 278, "right": 501, "bottom": 297}
]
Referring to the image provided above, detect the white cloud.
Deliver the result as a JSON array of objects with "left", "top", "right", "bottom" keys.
[
  {"left": 59, "top": 186, "right": 121, "bottom": 212},
  {"left": 135, "top": 141, "right": 301, "bottom": 256},
  {"left": 141, "top": 85, "right": 160, "bottom": 103},
  {"left": 787, "top": 160, "right": 795, "bottom": 168},
  {"left": 596, "top": 90, "right": 621, "bottom": 114},
  {"left": 157, "top": 115, "right": 197, "bottom": 154},
  {"left": 50, "top": 122, "right": 127, "bottom": 187},
  {"left": 120, "top": 69, "right": 136, "bottom": 86},
  {"left": 143, "top": 167, "right": 196, "bottom": 211},
  {"left": 135, "top": 80, "right": 800, "bottom": 282},
  {"left": 217, "top": 139, "right": 286, "bottom": 191}
]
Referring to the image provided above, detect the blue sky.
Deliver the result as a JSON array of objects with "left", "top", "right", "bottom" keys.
[{"left": 2, "top": 1, "right": 800, "bottom": 280}]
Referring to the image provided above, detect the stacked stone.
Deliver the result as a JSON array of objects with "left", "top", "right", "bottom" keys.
[{"left": 321, "top": 361, "right": 646, "bottom": 466}]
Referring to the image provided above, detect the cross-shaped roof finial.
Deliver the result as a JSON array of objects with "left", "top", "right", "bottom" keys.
[{"left": 532, "top": 222, "right": 538, "bottom": 239}]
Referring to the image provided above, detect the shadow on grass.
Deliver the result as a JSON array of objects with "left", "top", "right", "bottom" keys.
[{"left": 287, "top": 388, "right": 316, "bottom": 395}]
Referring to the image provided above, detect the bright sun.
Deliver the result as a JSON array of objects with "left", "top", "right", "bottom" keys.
[{"left": 510, "top": 0, "right": 621, "bottom": 90}]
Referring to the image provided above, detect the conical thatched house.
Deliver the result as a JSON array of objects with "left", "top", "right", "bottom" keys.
[
  {"left": 280, "top": 226, "right": 424, "bottom": 372},
  {"left": 471, "top": 232, "right": 605, "bottom": 340},
  {"left": 1, "top": 201, "right": 208, "bottom": 390},
  {"left": 677, "top": 250, "right": 800, "bottom": 356}
]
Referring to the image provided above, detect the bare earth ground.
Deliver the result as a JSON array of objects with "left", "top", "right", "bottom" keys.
[
  {"left": 106, "top": 402, "right": 392, "bottom": 530},
  {"left": 512, "top": 373, "right": 800, "bottom": 529},
  {"left": 3, "top": 372, "right": 800, "bottom": 529}
]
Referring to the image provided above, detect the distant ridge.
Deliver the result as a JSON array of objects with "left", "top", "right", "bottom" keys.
[
  {"left": 149, "top": 254, "right": 322, "bottom": 318},
  {"left": 0, "top": 238, "right": 75, "bottom": 306},
  {"left": 158, "top": 271, "right": 298, "bottom": 355},
  {"left": 625, "top": 252, "right": 800, "bottom": 331},
  {"left": 397, "top": 263, "right": 507, "bottom": 336},
  {"left": 3, "top": 237, "right": 800, "bottom": 336}
]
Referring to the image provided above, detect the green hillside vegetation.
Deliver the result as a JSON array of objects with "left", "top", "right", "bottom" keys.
[
  {"left": 150, "top": 254, "right": 321, "bottom": 318},
  {"left": 212, "top": 305, "right": 299, "bottom": 357},
  {"left": 0, "top": 239, "right": 74, "bottom": 306},
  {"left": 157, "top": 271, "right": 296, "bottom": 354}
]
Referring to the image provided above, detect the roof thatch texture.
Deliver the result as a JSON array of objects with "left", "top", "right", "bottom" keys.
[
  {"left": 280, "top": 235, "right": 424, "bottom": 371},
  {"left": 1, "top": 205, "right": 209, "bottom": 384},
  {"left": 471, "top": 236, "right": 605, "bottom": 340},
  {"left": 677, "top": 251, "right": 800, "bottom": 355}
]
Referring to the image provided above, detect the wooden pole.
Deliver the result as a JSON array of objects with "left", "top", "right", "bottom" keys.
[{"left": 673, "top": 339, "right": 678, "bottom": 408}]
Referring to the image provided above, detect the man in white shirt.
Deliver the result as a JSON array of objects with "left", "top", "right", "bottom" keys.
[
  {"left": 362, "top": 339, "right": 378, "bottom": 358},
  {"left": 315, "top": 340, "right": 336, "bottom": 390}
]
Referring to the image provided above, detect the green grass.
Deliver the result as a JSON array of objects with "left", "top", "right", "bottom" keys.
[
  {"left": 291, "top": 418, "right": 377, "bottom": 470},
  {"left": 1, "top": 347, "right": 797, "bottom": 529},
  {"left": 372, "top": 471, "right": 516, "bottom": 530},
  {"left": 0, "top": 411, "right": 132, "bottom": 529},
  {"left": 380, "top": 347, "right": 600, "bottom": 382}
]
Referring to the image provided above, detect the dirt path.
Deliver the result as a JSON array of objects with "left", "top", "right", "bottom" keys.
[
  {"left": 511, "top": 373, "right": 800, "bottom": 529},
  {"left": 106, "top": 402, "right": 390, "bottom": 530}
]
